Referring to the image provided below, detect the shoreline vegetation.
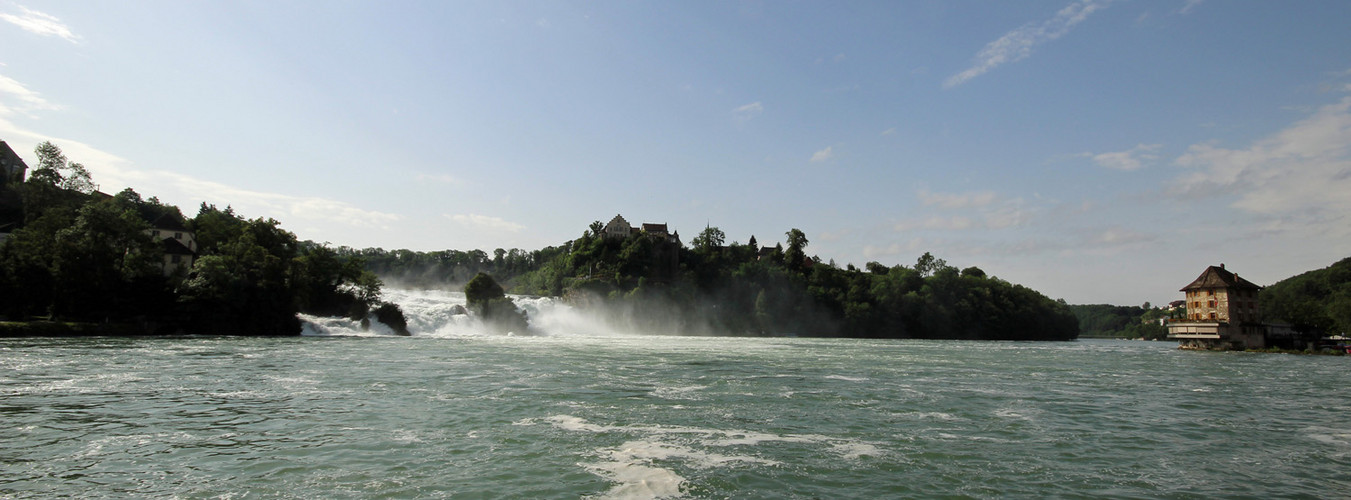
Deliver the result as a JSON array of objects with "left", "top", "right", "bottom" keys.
[{"left": 2, "top": 141, "right": 1344, "bottom": 343}]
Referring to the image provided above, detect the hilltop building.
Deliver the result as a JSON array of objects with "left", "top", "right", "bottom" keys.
[
  {"left": 598, "top": 214, "right": 681, "bottom": 281},
  {"left": 148, "top": 214, "right": 197, "bottom": 276},
  {"left": 601, "top": 214, "right": 680, "bottom": 245},
  {"left": 1165, "top": 263, "right": 1307, "bottom": 350},
  {"left": 603, "top": 214, "right": 632, "bottom": 240}
]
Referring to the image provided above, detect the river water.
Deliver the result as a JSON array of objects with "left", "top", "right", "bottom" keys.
[{"left": 3, "top": 290, "right": 1350, "bottom": 498}]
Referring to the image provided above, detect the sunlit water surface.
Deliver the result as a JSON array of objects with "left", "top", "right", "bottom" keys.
[{"left": 3, "top": 293, "right": 1350, "bottom": 498}]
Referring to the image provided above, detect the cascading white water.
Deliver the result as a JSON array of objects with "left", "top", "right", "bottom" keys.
[{"left": 300, "top": 288, "right": 629, "bottom": 337}]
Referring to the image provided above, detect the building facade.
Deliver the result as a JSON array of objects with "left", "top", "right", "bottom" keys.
[
  {"left": 1167, "top": 264, "right": 1267, "bottom": 350},
  {"left": 148, "top": 214, "right": 198, "bottom": 276}
]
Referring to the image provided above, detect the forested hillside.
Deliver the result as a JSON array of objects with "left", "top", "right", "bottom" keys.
[
  {"left": 0, "top": 142, "right": 395, "bottom": 335},
  {"left": 1261, "top": 257, "right": 1351, "bottom": 335}
]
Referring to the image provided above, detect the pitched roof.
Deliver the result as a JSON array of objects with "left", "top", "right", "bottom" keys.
[
  {"left": 0, "top": 140, "right": 28, "bottom": 177},
  {"left": 642, "top": 223, "right": 667, "bottom": 233},
  {"left": 162, "top": 237, "right": 196, "bottom": 255},
  {"left": 1180, "top": 265, "right": 1261, "bottom": 292},
  {"left": 606, "top": 214, "right": 629, "bottom": 228}
]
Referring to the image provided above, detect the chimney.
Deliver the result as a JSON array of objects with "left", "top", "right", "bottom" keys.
[{"left": 1220, "top": 263, "right": 1225, "bottom": 270}]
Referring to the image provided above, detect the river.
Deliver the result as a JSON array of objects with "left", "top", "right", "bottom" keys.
[{"left": 2, "top": 289, "right": 1349, "bottom": 498}]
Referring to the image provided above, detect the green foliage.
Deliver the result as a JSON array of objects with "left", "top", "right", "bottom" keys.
[
  {"left": 178, "top": 214, "right": 301, "bottom": 335},
  {"left": 1, "top": 138, "right": 386, "bottom": 335},
  {"left": 373, "top": 302, "right": 410, "bottom": 336},
  {"left": 1261, "top": 256, "right": 1351, "bottom": 335},
  {"left": 691, "top": 226, "right": 726, "bottom": 251},
  {"left": 784, "top": 229, "right": 808, "bottom": 271},
  {"left": 29, "top": 142, "right": 94, "bottom": 194},
  {"left": 463, "top": 272, "right": 528, "bottom": 333}
]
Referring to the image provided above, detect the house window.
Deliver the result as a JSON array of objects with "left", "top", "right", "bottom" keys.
[
  {"left": 1209, "top": 313, "right": 1217, "bottom": 320},
  {"left": 174, "top": 232, "right": 183, "bottom": 239},
  {"left": 170, "top": 255, "right": 181, "bottom": 264},
  {"left": 151, "top": 230, "right": 160, "bottom": 238},
  {"left": 1207, "top": 290, "right": 1214, "bottom": 296},
  {"left": 1208, "top": 300, "right": 1216, "bottom": 308}
]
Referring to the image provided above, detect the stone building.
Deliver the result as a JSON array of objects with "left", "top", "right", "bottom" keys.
[{"left": 1167, "top": 264, "right": 1267, "bottom": 350}]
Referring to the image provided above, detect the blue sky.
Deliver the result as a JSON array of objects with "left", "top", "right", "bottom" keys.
[{"left": 2, "top": 0, "right": 1350, "bottom": 305}]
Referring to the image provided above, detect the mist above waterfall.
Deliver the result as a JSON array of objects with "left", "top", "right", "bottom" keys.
[{"left": 300, "top": 288, "right": 637, "bottom": 337}]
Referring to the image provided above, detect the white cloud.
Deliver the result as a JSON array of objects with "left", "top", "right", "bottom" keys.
[
  {"left": 153, "top": 172, "right": 403, "bottom": 230},
  {"left": 881, "top": 127, "right": 897, "bottom": 136},
  {"left": 0, "top": 73, "right": 62, "bottom": 116},
  {"left": 1092, "top": 143, "right": 1162, "bottom": 171},
  {"left": 810, "top": 146, "right": 833, "bottom": 162},
  {"left": 0, "top": 6, "right": 79, "bottom": 43},
  {"left": 895, "top": 216, "right": 977, "bottom": 232},
  {"left": 944, "top": 0, "right": 1111, "bottom": 88},
  {"left": 1179, "top": 0, "right": 1204, "bottom": 15},
  {"left": 896, "top": 194, "right": 1036, "bottom": 232},
  {"left": 732, "top": 101, "right": 763, "bottom": 120},
  {"left": 918, "top": 189, "right": 997, "bottom": 209},
  {"left": 1172, "top": 96, "right": 1351, "bottom": 239},
  {"left": 446, "top": 213, "right": 525, "bottom": 233}
]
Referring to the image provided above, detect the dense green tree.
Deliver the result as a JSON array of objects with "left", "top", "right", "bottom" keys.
[
  {"left": 29, "top": 141, "right": 94, "bottom": 194},
  {"left": 464, "top": 272, "right": 528, "bottom": 333},
  {"left": 784, "top": 228, "right": 808, "bottom": 271},
  {"left": 1262, "top": 256, "right": 1351, "bottom": 334},
  {"left": 692, "top": 226, "right": 726, "bottom": 251}
]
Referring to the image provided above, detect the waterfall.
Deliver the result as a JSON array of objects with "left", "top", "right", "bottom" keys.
[{"left": 299, "top": 288, "right": 627, "bottom": 337}]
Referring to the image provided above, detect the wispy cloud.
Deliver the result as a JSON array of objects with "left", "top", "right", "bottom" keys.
[
  {"left": 732, "top": 101, "right": 763, "bottom": 121},
  {"left": 0, "top": 6, "right": 79, "bottom": 43},
  {"left": 880, "top": 127, "right": 897, "bottom": 136},
  {"left": 445, "top": 213, "right": 525, "bottom": 233},
  {"left": 1172, "top": 96, "right": 1351, "bottom": 240},
  {"left": 896, "top": 192, "right": 1036, "bottom": 232},
  {"left": 1092, "top": 143, "right": 1162, "bottom": 171},
  {"left": 0, "top": 73, "right": 62, "bottom": 116},
  {"left": 162, "top": 174, "right": 403, "bottom": 230},
  {"left": 944, "top": 0, "right": 1111, "bottom": 88},
  {"left": 810, "top": 146, "right": 834, "bottom": 163},
  {"left": 918, "top": 189, "right": 997, "bottom": 209},
  {"left": 1179, "top": 0, "right": 1204, "bottom": 15}
]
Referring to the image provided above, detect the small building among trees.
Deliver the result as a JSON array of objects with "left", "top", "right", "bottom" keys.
[{"left": 148, "top": 214, "right": 198, "bottom": 276}]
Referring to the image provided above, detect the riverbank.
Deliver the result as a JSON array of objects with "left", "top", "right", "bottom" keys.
[{"left": 0, "top": 321, "right": 153, "bottom": 337}]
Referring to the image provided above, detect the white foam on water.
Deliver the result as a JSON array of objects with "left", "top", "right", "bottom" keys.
[
  {"left": 893, "top": 411, "right": 962, "bottom": 421},
  {"left": 583, "top": 439, "right": 782, "bottom": 499},
  {"left": 584, "top": 457, "right": 685, "bottom": 500},
  {"left": 830, "top": 442, "right": 883, "bottom": 460},
  {"left": 824, "top": 375, "right": 870, "bottom": 382},
  {"left": 651, "top": 385, "right": 706, "bottom": 400},
  {"left": 532, "top": 414, "right": 879, "bottom": 495}
]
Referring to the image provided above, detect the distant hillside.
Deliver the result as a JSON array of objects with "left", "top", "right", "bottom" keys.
[{"left": 1261, "top": 257, "right": 1351, "bottom": 335}]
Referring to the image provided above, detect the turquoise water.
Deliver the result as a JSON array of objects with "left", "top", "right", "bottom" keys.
[{"left": 3, "top": 335, "right": 1350, "bottom": 499}]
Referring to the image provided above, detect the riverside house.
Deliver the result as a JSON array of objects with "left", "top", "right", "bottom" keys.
[
  {"left": 148, "top": 214, "right": 198, "bottom": 276},
  {"left": 1167, "top": 264, "right": 1269, "bottom": 350}
]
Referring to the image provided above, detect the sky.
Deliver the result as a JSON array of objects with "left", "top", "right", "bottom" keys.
[{"left": 2, "top": 0, "right": 1350, "bottom": 306}]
